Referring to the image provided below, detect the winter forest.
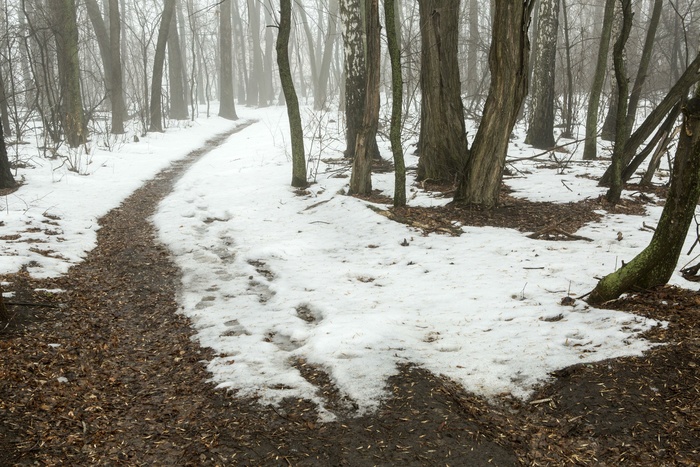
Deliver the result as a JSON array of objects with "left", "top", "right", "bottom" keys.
[{"left": 1, "top": 0, "right": 700, "bottom": 464}]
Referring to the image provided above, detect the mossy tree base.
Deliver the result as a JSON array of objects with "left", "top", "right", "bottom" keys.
[{"left": 588, "top": 100, "right": 700, "bottom": 305}]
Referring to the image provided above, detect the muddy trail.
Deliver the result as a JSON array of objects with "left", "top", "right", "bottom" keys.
[{"left": 1, "top": 121, "right": 699, "bottom": 466}]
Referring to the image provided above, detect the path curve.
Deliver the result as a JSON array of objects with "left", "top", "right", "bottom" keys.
[{"left": 1, "top": 121, "right": 517, "bottom": 466}]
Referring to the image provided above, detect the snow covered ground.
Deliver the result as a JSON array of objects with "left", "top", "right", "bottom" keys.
[{"left": 4, "top": 105, "right": 689, "bottom": 419}]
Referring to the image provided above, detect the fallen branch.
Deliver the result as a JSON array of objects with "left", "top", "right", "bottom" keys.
[{"left": 527, "top": 226, "right": 593, "bottom": 242}]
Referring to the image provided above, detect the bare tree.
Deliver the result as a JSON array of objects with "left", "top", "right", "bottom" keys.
[
  {"left": 453, "top": 1, "right": 535, "bottom": 208},
  {"left": 277, "top": 0, "right": 306, "bottom": 187},
  {"left": 525, "top": 0, "right": 559, "bottom": 149},
  {"left": 348, "top": 0, "right": 380, "bottom": 195},
  {"left": 385, "top": 0, "right": 405, "bottom": 207},
  {"left": 49, "top": 0, "right": 86, "bottom": 147},
  {"left": 219, "top": 0, "right": 237, "bottom": 120},
  {"left": 109, "top": 0, "right": 126, "bottom": 133},
  {"left": 149, "top": 0, "right": 176, "bottom": 132},
  {"left": 416, "top": 0, "right": 469, "bottom": 183},
  {"left": 582, "top": 0, "right": 616, "bottom": 160}
]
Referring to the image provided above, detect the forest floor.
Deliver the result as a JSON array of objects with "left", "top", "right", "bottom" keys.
[{"left": 1, "top": 131, "right": 699, "bottom": 466}]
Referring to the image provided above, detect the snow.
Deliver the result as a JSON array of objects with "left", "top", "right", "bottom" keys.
[{"left": 3, "top": 105, "right": 687, "bottom": 419}]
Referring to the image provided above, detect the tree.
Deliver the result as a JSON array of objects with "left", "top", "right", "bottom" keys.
[
  {"left": 624, "top": 0, "right": 662, "bottom": 138},
  {"left": 384, "top": 0, "right": 405, "bottom": 207},
  {"left": 599, "top": 52, "right": 700, "bottom": 186},
  {"left": 339, "top": 0, "right": 366, "bottom": 158},
  {"left": 453, "top": 1, "right": 535, "bottom": 208},
  {"left": 416, "top": 0, "right": 469, "bottom": 183},
  {"left": 348, "top": 0, "right": 380, "bottom": 195},
  {"left": 246, "top": 0, "right": 263, "bottom": 106},
  {"left": 109, "top": 0, "right": 126, "bottom": 133},
  {"left": 149, "top": 0, "right": 176, "bottom": 133},
  {"left": 582, "top": 0, "right": 616, "bottom": 160},
  {"left": 588, "top": 96, "right": 700, "bottom": 305},
  {"left": 604, "top": 0, "right": 633, "bottom": 205},
  {"left": 167, "top": 1, "right": 188, "bottom": 120},
  {"left": 277, "top": 0, "right": 306, "bottom": 187},
  {"left": 0, "top": 117, "right": 16, "bottom": 189},
  {"left": 525, "top": 0, "right": 559, "bottom": 149},
  {"left": 219, "top": 0, "right": 238, "bottom": 120},
  {"left": 48, "top": 0, "right": 86, "bottom": 147}
]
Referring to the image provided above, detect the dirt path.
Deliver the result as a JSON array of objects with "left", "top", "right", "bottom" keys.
[
  {"left": 0, "top": 124, "right": 517, "bottom": 466},
  {"left": 2, "top": 123, "right": 699, "bottom": 466}
]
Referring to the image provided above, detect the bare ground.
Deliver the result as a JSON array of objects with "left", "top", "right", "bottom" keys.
[{"left": 1, "top": 139, "right": 699, "bottom": 465}]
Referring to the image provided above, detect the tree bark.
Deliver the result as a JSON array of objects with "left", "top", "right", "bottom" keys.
[
  {"left": 588, "top": 97, "right": 700, "bottom": 305},
  {"left": 167, "top": 1, "right": 188, "bottom": 120},
  {"left": 384, "top": 0, "right": 405, "bottom": 207},
  {"left": 582, "top": 0, "right": 616, "bottom": 160},
  {"left": 277, "top": 0, "right": 306, "bottom": 187},
  {"left": 109, "top": 0, "right": 126, "bottom": 133},
  {"left": 348, "top": 0, "right": 380, "bottom": 196},
  {"left": 246, "top": 0, "right": 263, "bottom": 106},
  {"left": 49, "top": 0, "right": 86, "bottom": 148},
  {"left": 84, "top": 0, "right": 113, "bottom": 105},
  {"left": 339, "top": 0, "right": 366, "bottom": 158},
  {"left": 314, "top": 0, "right": 339, "bottom": 110},
  {"left": 0, "top": 116, "right": 16, "bottom": 189},
  {"left": 416, "top": 0, "right": 469, "bottom": 183},
  {"left": 453, "top": 1, "right": 535, "bottom": 208},
  {"left": 149, "top": 0, "right": 176, "bottom": 132},
  {"left": 525, "top": 0, "right": 560, "bottom": 149},
  {"left": 218, "top": 0, "right": 238, "bottom": 120},
  {"left": 624, "top": 0, "right": 662, "bottom": 138},
  {"left": 599, "top": 52, "right": 700, "bottom": 186},
  {"left": 605, "top": 0, "right": 633, "bottom": 205}
]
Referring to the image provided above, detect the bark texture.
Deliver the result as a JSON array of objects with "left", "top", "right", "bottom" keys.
[
  {"left": 453, "top": 1, "right": 534, "bottom": 208},
  {"left": 525, "top": 0, "right": 559, "bottom": 149},
  {"left": 348, "top": 0, "right": 380, "bottom": 195},
  {"left": 49, "top": 0, "right": 86, "bottom": 147},
  {"left": 339, "top": 0, "right": 366, "bottom": 158},
  {"left": 277, "top": 0, "right": 306, "bottom": 187},
  {"left": 218, "top": 0, "right": 238, "bottom": 120},
  {"left": 582, "top": 0, "right": 616, "bottom": 160},
  {"left": 149, "top": 0, "right": 176, "bottom": 132},
  {"left": 0, "top": 117, "right": 16, "bottom": 189},
  {"left": 109, "top": 0, "right": 126, "bottom": 133},
  {"left": 417, "top": 0, "right": 469, "bottom": 182},
  {"left": 384, "top": 0, "right": 405, "bottom": 207}
]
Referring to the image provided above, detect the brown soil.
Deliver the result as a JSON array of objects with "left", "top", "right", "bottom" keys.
[{"left": 2, "top": 141, "right": 699, "bottom": 465}]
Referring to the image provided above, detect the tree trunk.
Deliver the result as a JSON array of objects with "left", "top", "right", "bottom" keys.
[
  {"left": 339, "top": 0, "right": 366, "bottom": 158},
  {"left": 167, "top": 1, "right": 188, "bottom": 120},
  {"left": 49, "top": 0, "right": 86, "bottom": 148},
  {"left": 453, "top": 1, "right": 535, "bottom": 208},
  {"left": 599, "top": 52, "right": 700, "bottom": 186},
  {"left": 260, "top": 1, "right": 274, "bottom": 108},
  {"left": 416, "top": 0, "right": 469, "bottom": 183},
  {"left": 0, "top": 117, "right": 16, "bottom": 189},
  {"left": 314, "top": 0, "right": 339, "bottom": 110},
  {"left": 149, "top": 0, "right": 176, "bottom": 132},
  {"left": 84, "top": 0, "right": 113, "bottom": 106},
  {"left": 582, "top": 0, "right": 615, "bottom": 160},
  {"left": 605, "top": 0, "right": 633, "bottom": 205},
  {"left": 109, "top": 0, "right": 126, "bottom": 133},
  {"left": 588, "top": 97, "right": 700, "bottom": 305},
  {"left": 384, "top": 0, "right": 405, "bottom": 207},
  {"left": 246, "top": 0, "right": 263, "bottom": 106},
  {"left": 348, "top": 0, "right": 380, "bottom": 196},
  {"left": 466, "top": 0, "right": 479, "bottom": 97},
  {"left": 624, "top": 0, "right": 662, "bottom": 138},
  {"left": 0, "top": 282, "right": 10, "bottom": 322},
  {"left": 277, "top": 0, "right": 306, "bottom": 188},
  {"left": 560, "top": 0, "right": 574, "bottom": 139},
  {"left": 525, "top": 0, "right": 559, "bottom": 149},
  {"left": 218, "top": 0, "right": 237, "bottom": 120}
]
